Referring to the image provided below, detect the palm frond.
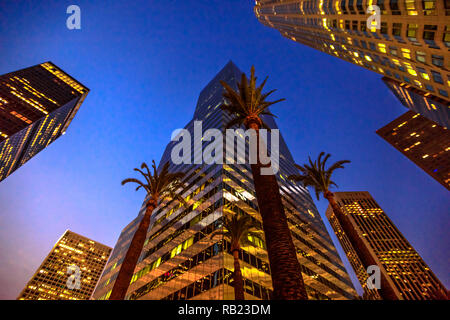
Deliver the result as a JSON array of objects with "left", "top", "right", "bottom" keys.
[{"left": 289, "top": 153, "right": 350, "bottom": 200}]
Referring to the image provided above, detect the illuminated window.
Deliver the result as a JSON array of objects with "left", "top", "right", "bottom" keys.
[
  {"left": 416, "top": 51, "right": 426, "bottom": 63},
  {"left": 422, "top": 0, "right": 436, "bottom": 15},
  {"left": 401, "top": 48, "right": 411, "bottom": 59}
]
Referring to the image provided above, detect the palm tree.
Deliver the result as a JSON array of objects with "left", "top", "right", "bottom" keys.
[
  {"left": 288, "top": 152, "right": 398, "bottom": 300},
  {"left": 220, "top": 66, "right": 308, "bottom": 300},
  {"left": 109, "top": 161, "right": 185, "bottom": 300},
  {"left": 210, "top": 212, "right": 263, "bottom": 300}
]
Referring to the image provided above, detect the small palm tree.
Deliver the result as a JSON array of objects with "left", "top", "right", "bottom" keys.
[
  {"left": 210, "top": 212, "right": 263, "bottom": 300},
  {"left": 109, "top": 161, "right": 185, "bottom": 300},
  {"left": 220, "top": 66, "right": 307, "bottom": 300},
  {"left": 288, "top": 152, "right": 398, "bottom": 300}
]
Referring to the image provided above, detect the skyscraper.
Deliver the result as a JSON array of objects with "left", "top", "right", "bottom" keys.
[
  {"left": 326, "top": 191, "right": 447, "bottom": 300},
  {"left": 17, "top": 230, "right": 111, "bottom": 300},
  {"left": 382, "top": 76, "right": 449, "bottom": 128},
  {"left": 254, "top": 1, "right": 450, "bottom": 124},
  {"left": 93, "top": 61, "right": 357, "bottom": 300},
  {"left": 0, "top": 62, "right": 89, "bottom": 182},
  {"left": 376, "top": 110, "right": 450, "bottom": 190}
]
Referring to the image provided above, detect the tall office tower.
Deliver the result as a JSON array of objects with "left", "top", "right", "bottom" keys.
[
  {"left": 0, "top": 62, "right": 89, "bottom": 182},
  {"left": 17, "top": 230, "right": 111, "bottom": 300},
  {"left": 93, "top": 61, "right": 357, "bottom": 300},
  {"left": 326, "top": 191, "right": 447, "bottom": 300},
  {"left": 254, "top": 1, "right": 450, "bottom": 124},
  {"left": 383, "top": 77, "right": 449, "bottom": 128},
  {"left": 376, "top": 110, "right": 450, "bottom": 190}
]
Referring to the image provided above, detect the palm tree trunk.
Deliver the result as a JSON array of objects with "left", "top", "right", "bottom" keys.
[
  {"left": 232, "top": 249, "right": 245, "bottom": 300},
  {"left": 324, "top": 191, "right": 399, "bottom": 300},
  {"left": 109, "top": 201, "right": 155, "bottom": 300},
  {"left": 247, "top": 121, "right": 308, "bottom": 300}
]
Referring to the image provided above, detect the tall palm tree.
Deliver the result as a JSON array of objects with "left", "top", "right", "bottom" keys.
[
  {"left": 220, "top": 66, "right": 308, "bottom": 300},
  {"left": 288, "top": 152, "right": 398, "bottom": 300},
  {"left": 210, "top": 212, "right": 263, "bottom": 300},
  {"left": 109, "top": 161, "right": 185, "bottom": 300}
]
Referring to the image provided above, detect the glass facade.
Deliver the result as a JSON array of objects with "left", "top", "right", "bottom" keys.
[
  {"left": 382, "top": 77, "right": 449, "bottom": 128},
  {"left": 93, "top": 61, "right": 357, "bottom": 300},
  {"left": 0, "top": 62, "right": 89, "bottom": 182},
  {"left": 17, "top": 230, "right": 111, "bottom": 300},
  {"left": 254, "top": 1, "right": 450, "bottom": 121},
  {"left": 326, "top": 191, "right": 447, "bottom": 300}
]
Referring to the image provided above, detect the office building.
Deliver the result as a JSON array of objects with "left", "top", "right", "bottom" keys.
[
  {"left": 326, "top": 191, "right": 447, "bottom": 300},
  {"left": 377, "top": 110, "right": 450, "bottom": 190},
  {"left": 254, "top": 1, "right": 450, "bottom": 124},
  {"left": 0, "top": 62, "right": 89, "bottom": 182},
  {"left": 93, "top": 61, "right": 358, "bottom": 300},
  {"left": 17, "top": 230, "right": 111, "bottom": 300}
]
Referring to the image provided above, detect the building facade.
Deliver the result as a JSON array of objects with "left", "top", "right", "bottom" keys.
[
  {"left": 254, "top": 0, "right": 450, "bottom": 124},
  {"left": 17, "top": 230, "right": 111, "bottom": 300},
  {"left": 0, "top": 62, "right": 89, "bottom": 182},
  {"left": 326, "top": 191, "right": 447, "bottom": 300},
  {"left": 93, "top": 61, "right": 357, "bottom": 300},
  {"left": 376, "top": 110, "right": 450, "bottom": 190},
  {"left": 383, "top": 76, "right": 449, "bottom": 128}
]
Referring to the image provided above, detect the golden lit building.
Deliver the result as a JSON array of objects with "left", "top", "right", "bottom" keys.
[
  {"left": 93, "top": 62, "right": 358, "bottom": 300},
  {"left": 17, "top": 230, "right": 111, "bottom": 300},
  {"left": 254, "top": 1, "right": 450, "bottom": 123},
  {"left": 326, "top": 191, "right": 447, "bottom": 300},
  {"left": 377, "top": 110, "right": 450, "bottom": 190},
  {"left": 0, "top": 62, "right": 89, "bottom": 182}
]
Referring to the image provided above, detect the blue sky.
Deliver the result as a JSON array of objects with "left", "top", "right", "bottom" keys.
[{"left": 0, "top": 0, "right": 448, "bottom": 299}]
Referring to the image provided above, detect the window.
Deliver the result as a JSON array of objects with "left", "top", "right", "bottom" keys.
[
  {"left": 416, "top": 67, "right": 430, "bottom": 80},
  {"left": 422, "top": 0, "right": 436, "bottom": 15},
  {"left": 438, "top": 89, "right": 448, "bottom": 97},
  {"left": 389, "top": 46, "right": 398, "bottom": 56},
  {"left": 360, "top": 20, "right": 368, "bottom": 33},
  {"left": 392, "top": 23, "right": 402, "bottom": 37},
  {"left": 390, "top": 0, "right": 401, "bottom": 15},
  {"left": 431, "top": 55, "right": 444, "bottom": 67},
  {"left": 401, "top": 48, "right": 411, "bottom": 59},
  {"left": 381, "top": 22, "right": 388, "bottom": 35},
  {"left": 423, "top": 25, "right": 439, "bottom": 48},
  {"left": 416, "top": 51, "right": 426, "bottom": 63},
  {"left": 405, "top": 0, "right": 418, "bottom": 15},
  {"left": 445, "top": 0, "right": 450, "bottom": 15},
  {"left": 406, "top": 24, "right": 418, "bottom": 41},
  {"left": 443, "top": 26, "right": 450, "bottom": 48},
  {"left": 431, "top": 71, "right": 443, "bottom": 84}
]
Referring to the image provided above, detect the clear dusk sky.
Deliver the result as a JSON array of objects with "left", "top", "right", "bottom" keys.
[{"left": 0, "top": 0, "right": 448, "bottom": 299}]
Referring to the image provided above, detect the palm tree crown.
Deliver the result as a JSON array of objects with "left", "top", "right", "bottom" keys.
[
  {"left": 211, "top": 212, "right": 263, "bottom": 251},
  {"left": 220, "top": 65, "right": 284, "bottom": 130},
  {"left": 122, "top": 160, "right": 185, "bottom": 205},
  {"left": 289, "top": 152, "right": 350, "bottom": 200}
]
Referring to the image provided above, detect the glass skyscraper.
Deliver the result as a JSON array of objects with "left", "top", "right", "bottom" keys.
[
  {"left": 0, "top": 62, "right": 89, "bottom": 182},
  {"left": 93, "top": 61, "right": 357, "bottom": 300},
  {"left": 254, "top": 1, "right": 450, "bottom": 125}
]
